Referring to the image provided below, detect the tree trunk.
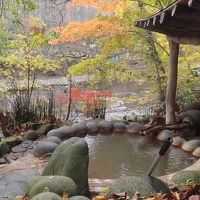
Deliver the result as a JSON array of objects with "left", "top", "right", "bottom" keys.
[
  {"left": 166, "top": 40, "right": 179, "bottom": 124},
  {"left": 65, "top": 75, "right": 72, "bottom": 121}
]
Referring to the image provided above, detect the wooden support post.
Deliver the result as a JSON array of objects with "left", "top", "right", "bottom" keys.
[{"left": 166, "top": 40, "right": 179, "bottom": 124}]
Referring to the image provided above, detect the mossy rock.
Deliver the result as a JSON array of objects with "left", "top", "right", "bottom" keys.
[
  {"left": 171, "top": 170, "right": 200, "bottom": 188},
  {"left": 42, "top": 137, "right": 89, "bottom": 196},
  {"left": 30, "top": 192, "right": 62, "bottom": 200},
  {"left": 2, "top": 136, "right": 22, "bottom": 146},
  {"left": 110, "top": 176, "right": 170, "bottom": 198},
  {"left": 69, "top": 196, "right": 90, "bottom": 200},
  {"left": 29, "top": 123, "right": 42, "bottom": 130},
  {"left": 24, "top": 130, "right": 39, "bottom": 141},
  {"left": 0, "top": 198, "right": 19, "bottom": 200},
  {"left": 59, "top": 121, "right": 74, "bottom": 127},
  {"left": 28, "top": 176, "right": 77, "bottom": 198},
  {"left": 37, "top": 124, "right": 53, "bottom": 135},
  {"left": 0, "top": 142, "right": 10, "bottom": 157}
]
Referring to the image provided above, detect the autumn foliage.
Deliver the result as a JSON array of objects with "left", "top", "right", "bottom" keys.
[{"left": 55, "top": 87, "right": 113, "bottom": 117}]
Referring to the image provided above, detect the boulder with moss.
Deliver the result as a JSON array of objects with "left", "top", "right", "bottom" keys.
[
  {"left": 0, "top": 142, "right": 10, "bottom": 157},
  {"left": 110, "top": 176, "right": 170, "bottom": 198},
  {"left": 37, "top": 124, "right": 53, "bottom": 135},
  {"left": 28, "top": 176, "right": 77, "bottom": 198},
  {"left": 24, "top": 130, "right": 39, "bottom": 141},
  {"left": 42, "top": 137, "right": 89, "bottom": 196},
  {"left": 171, "top": 170, "right": 200, "bottom": 188},
  {"left": 2, "top": 136, "right": 22, "bottom": 146},
  {"left": 30, "top": 192, "right": 62, "bottom": 200}
]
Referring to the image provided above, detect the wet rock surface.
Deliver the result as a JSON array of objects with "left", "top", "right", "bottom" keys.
[{"left": 0, "top": 168, "right": 40, "bottom": 198}]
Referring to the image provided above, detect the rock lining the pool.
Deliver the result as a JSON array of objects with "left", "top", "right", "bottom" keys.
[{"left": 33, "top": 120, "right": 200, "bottom": 158}]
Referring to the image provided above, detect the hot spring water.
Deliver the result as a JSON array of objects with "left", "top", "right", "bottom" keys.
[{"left": 85, "top": 134, "right": 196, "bottom": 179}]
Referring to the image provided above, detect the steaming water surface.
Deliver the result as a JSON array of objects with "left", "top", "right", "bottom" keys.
[{"left": 85, "top": 134, "right": 196, "bottom": 179}]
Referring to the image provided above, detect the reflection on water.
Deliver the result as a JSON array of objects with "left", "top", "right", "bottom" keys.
[{"left": 85, "top": 134, "right": 196, "bottom": 179}]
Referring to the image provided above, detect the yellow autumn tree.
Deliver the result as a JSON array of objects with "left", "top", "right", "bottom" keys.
[{"left": 50, "top": 0, "right": 200, "bottom": 106}]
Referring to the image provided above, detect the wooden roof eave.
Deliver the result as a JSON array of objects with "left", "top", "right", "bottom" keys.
[{"left": 135, "top": 0, "right": 200, "bottom": 45}]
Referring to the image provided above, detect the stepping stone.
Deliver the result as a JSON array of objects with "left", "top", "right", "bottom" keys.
[
  {"left": 127, "top": 122, "right": 144, "bottom": 134},
  {"left": 182, "top": 140, "right": 200, "bottom": 152},
  {"left": 86, "top": 121, "right": 99, "bottom": 135},
  {"left": 98, "top": 120, "right": 113, "bottom": 132},
  {"left": 113, "top": 122, "right": 126, "bottom": 132},
  {"left": 172, "top": 136, "right": 185, "bottom": 147},
  {"left": 34, "top": 141, "right": 58, "bottom": 157},
  {"left": 192, "top": 147, "right": 200, "bottom": 157},
  {"left": 45, "top": 136, "right": 62, "bottom": 144},
  {"left": 156, "top": 130, "right": 173, "bottom": 141}
]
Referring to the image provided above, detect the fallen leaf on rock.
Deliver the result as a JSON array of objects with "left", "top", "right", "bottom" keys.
[
  {"left": 92, "top": 195, "right": 109, "bottom": 200},
  {"left": 16, "top": 195, "right": 29, "bottom": 199},
  {"left": 62, "top": 193, "right": 69, "bottom": 199},
  {"left": 12, "top": 156, "right": 18, "bottom": 160}
]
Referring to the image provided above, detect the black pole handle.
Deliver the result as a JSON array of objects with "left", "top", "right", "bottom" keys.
[{"left": 159, "top": 137, "right": 173, "bottom": 156}]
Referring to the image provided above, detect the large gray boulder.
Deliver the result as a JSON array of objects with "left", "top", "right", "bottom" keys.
[
  {"left": 47, "top": 126, "right": 76, "bottom": 139},
  {"left": 171, "top": 170, "right": 200, "bottom": 188},
  {"left": 34, "top": 141, "right": 58, "bottom": 157},
  {"left": 30, "top": 192, "right": 62, "bottom": 200},
  {"left": 110, "top": 176, "right": 170, "bottom": 198},
  {"left": 127, "top": 122, "right": 144, "bottom": 134},
  {"left": 72, "top": 123, "right": 87, "bottom": 136},
  {"left": 42, "top": 137, "right": 89, "bottom": 196},
  {"left": 86, "top": 121, "right": 99, "bottom": 135},
  {"left": 113, "top": 122, "right": 126, "bottom": 132},
  {"left": 28, "top": 176, "right": 77, "bottom": 198},
  {"left": 98, "top": 120, "right": 113, "bottom": 133},
  {"left": 45, "top": 136, "right": 62, "bottom": 144},
  {"left": 24, "top": 130, "right": 39, "bottom": 141}
]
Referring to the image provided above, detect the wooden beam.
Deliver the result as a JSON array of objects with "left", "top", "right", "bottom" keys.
[
  {"left": 167, "top": 36, "right": 200, "bottom": 45},
  {"left": 166, "top": 40, "right": 179, "bottom": 124}
]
